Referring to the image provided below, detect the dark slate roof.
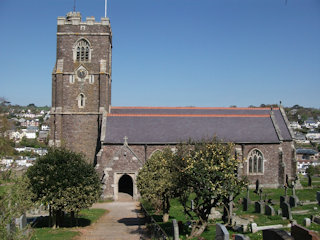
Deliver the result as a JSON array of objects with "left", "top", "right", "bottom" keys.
[
  {"left": 103, "top": 107, "right": 293, "bottom": 144},
  {"left": 296, "top": 149, "right": 318, "bottom": 155}
]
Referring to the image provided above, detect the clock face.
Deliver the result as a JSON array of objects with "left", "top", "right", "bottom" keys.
[{"left": 77, "top": 69, "right": 87, "bottom": 79}]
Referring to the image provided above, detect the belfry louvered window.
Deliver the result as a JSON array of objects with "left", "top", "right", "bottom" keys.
[{"left": 75, "top": 39, "right": 90, "bottom": 62}]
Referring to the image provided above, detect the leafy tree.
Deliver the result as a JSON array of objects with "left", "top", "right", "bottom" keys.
[
  {"left": 306, "top": 165, "right": 314, "bottom": 186},
  {"left": 137, "top": 148, "right": 177, "bottom": 222},
  {"left": 306, "top": 165, "right": 320, "bottom": 187},
  {"left": 19, "top": 137, "right": 46, "bottom": 149},
  {"left": 0, "top": 114, "right": 15, "bottom": 158},
  {"left": 0, "top": 175, "right": 34, "bottom": 239},
  {"left": 26, "top": 148, "right": 101, "bottom": 228},
  {"left": 175, "top": 139, "right": 248, "bottom": 238}
]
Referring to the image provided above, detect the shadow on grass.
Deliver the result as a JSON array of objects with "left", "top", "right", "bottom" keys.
[{"left": 32, "top": 215, "right": 91, "bottom": 228}]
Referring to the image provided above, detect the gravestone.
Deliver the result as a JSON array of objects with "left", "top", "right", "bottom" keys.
[
  {"left": 191, "top": 200, "right": 194, "bottom": 210},
  {"left": 172, "top": 219, "right": 179, "bottom": 240},
  {"left": 289, "top": 195, "right": 299, "bottom": 208},
  {"left": 313, "top": 216, "right": 320, "bottom": 224},
  {"left": 262, "top": 229, "right": 294, "bottom": 240},
  {"left": 291, "top": 224, "right": 320, "bottom": 240},
  {"left": 303, "top": 218, "right": 311, "bottom": 227},
  {"left": 289, "top": 184, "right": 299, "bottom": 207},
  {"left": 243, "top": 197, "right": 249, "bottom": 211},
  {"left": 281, "top": 202, "right": 292, "bottom": 220},
  {"left": 234, "top": 234, "right": 250, "bottom": 240},
  {"left": 19, "top": 214, "right": 27, "bottom": 230},
  {"left": 265, "top": 205, "right": 275, "bottom": 216},
  {"left": 317, "top": 191, "right": 320, "bottom": 205},
  {"left": 280, "top": 196, "right": 288, "bottom": 208},
  {"left": 251, "top": 223, "right": 258, "bottom": 233},
  {"left": 254, "top": 179, "right": 259, "bottom": 194},
  {"left": 216, "top": 223, "right": 229, "bottom": 240},
  {"left": 255, "top": 201, "right": 264, "bottom": 214}
]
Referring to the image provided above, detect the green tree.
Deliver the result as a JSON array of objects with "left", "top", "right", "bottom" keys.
[
  {"left": 137, "top": 148, "right": 177, "bottom": 222},
  {"left": 306, "top": 165, "right": 317, "bottom": 186},
  {"left": 0, "top": 114, "right": 15, "bottom": 158},
  {"left": 26, "top": 148, "right": 101, "bottom": 228},
  {"left": 175, "top": 139, "right": 248, "bottom": 238},
  {"left": 0, "top": 175, "right": 34, "bottom": 239}
]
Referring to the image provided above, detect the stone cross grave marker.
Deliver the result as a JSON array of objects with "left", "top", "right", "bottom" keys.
[
  {"left": 289, "top": 182, "right": 299, "bottom": 207},
  {"left": 280, "top": 195, "right": 288, "bottom": 208}
]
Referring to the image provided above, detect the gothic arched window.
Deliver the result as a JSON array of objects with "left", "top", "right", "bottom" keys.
[
  {"left": 74, "top": 39, "right": 91, "bottom": 62},
  {"left": 248, "top": 149, "right": 264, "bottom": 174}
]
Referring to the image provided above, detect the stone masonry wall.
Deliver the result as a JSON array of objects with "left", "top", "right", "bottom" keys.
[
  {"left": 61, "top": 114, "right": 101, "bottom": 163},
  {"left": 98, "top": 142, "right": 295, "bottom": 199}
]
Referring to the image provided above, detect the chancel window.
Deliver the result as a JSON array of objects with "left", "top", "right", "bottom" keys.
[
  {"left": 248, "top": 149, "right": 264, "bottom": 174},
  {"left": 74, "top": 39, "right": 90, "bottom": 62}
]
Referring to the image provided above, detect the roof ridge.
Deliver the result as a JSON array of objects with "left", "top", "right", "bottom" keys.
[
  {"left": 111, "top": 106, "right": 278, "bottom": 110},
  {"left": 107, "top": 113, "right": 270, "bottom": 118}
]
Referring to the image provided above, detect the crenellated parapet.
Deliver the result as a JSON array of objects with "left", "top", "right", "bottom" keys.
[{"left": 57, "top": 12, "right": 110, "bottom": 26}]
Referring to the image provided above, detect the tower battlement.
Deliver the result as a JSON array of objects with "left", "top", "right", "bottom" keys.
[{"left": 58, "top": 12, "right": 110, "bottom": 26}]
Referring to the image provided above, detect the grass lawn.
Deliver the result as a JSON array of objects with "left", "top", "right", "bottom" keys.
[
  {"left": 31, "top": 208, "right": 107, "bottom": 240},
  {"left": 300, "top": 175, "right": 320, "bottom": 188},
  {"left": 142, "top": 184, "right": 320, "bottom": 240}
]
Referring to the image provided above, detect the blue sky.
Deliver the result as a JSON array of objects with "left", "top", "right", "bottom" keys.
[{"left": 0, "top": 0, "right": 319, "bottom": 108}]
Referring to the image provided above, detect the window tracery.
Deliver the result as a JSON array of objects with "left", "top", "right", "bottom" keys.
[{"left": 248, "top": 149, "right": 264, "bottom": 174}]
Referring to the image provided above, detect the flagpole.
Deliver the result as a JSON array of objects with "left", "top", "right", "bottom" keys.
[{"left": 105, "top": 0, "right": 107, "bottom": 17}]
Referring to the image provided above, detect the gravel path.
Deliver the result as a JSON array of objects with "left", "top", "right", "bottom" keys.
[{"left": 75, "top": 200, "right": 148, "bottom": 240}]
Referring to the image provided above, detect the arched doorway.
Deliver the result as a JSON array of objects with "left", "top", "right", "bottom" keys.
[{"left": 118, "top": 174, "right": 133, "bottom": 197}]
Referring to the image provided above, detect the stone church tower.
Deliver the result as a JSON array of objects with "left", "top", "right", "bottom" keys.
[{"left": 50, "top": 12, "right": 112, "bottom": 164}]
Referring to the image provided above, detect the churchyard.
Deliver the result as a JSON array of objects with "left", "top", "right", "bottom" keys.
[{"left": 142, "top": 175, "right": 320, "bottom": 240}]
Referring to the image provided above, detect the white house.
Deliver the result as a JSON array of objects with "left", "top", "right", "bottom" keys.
[
  {"left": 290, "top": 121, "right": 301, "bottom": 130},
  {"left": 306, "top": 132, "right": 320, "bottom": 140},
  {"left": 25, "top": 130, "right": 36, "bottom": 139}
]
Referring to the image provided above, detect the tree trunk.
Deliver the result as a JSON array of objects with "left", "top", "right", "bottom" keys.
[
  {"left": 48, "top": 205, "right": 52, "bottom": 228},
  {"left": 75, "top": 211, "right": 79, "bottom": 226},
  {"left": 162, "top": 196, "right": 170, "bottom": 222},
  {"left": 308, "top": 175, "right": 312, "bottom": 186},
  {"left": 189, "top": 222, "right": 208, "bottom": 238},
  {"left": 52, "top": 210, "right": 57, "bottom": 229},
  {"left": 71, "top": 211, "right": 75, "bottom": 227}
]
